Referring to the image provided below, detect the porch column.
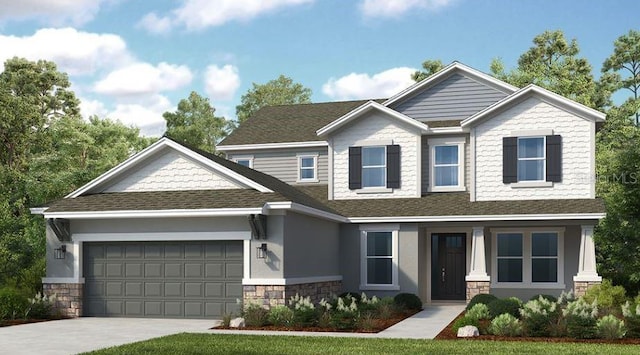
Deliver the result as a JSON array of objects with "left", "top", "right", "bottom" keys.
[
  {"left": 573, "top": 225, "right": 602, "bottom": 296},
  {"left": 465, "top": 226, "right": 490, "bottom": 302}
]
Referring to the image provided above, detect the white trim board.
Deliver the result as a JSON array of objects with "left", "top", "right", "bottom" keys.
[
  {"left": 217, "top": 141, "right": 328, "bottom": 152},
  {"left": 348, "top": 213, "right": 606, "bottom": 223},
  {"left": 242, "top": 275, "right": 343, "bottom": 286},
  {"left": 44, "top": 208, "right": 264, "bottom": 219},
  {"left": 72, "top": 232, "right": 251, "bottom": 242},
  {"left": 42, "top": 277, "right": 85, "bottom": 284}
]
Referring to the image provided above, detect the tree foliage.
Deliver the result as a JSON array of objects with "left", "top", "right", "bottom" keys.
[
  {"left": 411, "top": 59, "right": 444, "bottom": 82},
  {"left": 602, "top": 30, "right": 640, "bottom": 125},
  {"left": 163, "top": 91, "right": 229, "bottom": 153},
  {"left": 235, "top": 75, "right": 311, "bottom": 123}
]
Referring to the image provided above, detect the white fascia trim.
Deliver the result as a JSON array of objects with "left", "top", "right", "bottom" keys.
[
  {"left": 29, "top": 207, "right": 47, "bottom": 215},
  {"left": 427, "top": 126, "right": 468, "bottom": 135},
  {"left": 265, "top": 202, "right": 347, "bottom": 223},
  {"left": 242, "top": 275, "right": 343, "bottom": 286},
  {"left": 42, "top": 277, "right": 85, "bottom": 284},
  {"left": 316, "top": 101, "right": 429, "bottom": 136},
  {"left": 461, "top": 85, "right": 606, "bottom": 127},
  {"left": 348, "top": 213, "right": 606, "bottom": 223},
  {"left": 383, "top": 62, "right": 518, "bottom": 107},
  {"left": 44, "top": 208, "right": 264, "bottom": 219},
  {"left": 217, "top": 141, "right": 328, "bottom": 152},
  {"left": 72, "top": 232, "right": 251, "bottom": 242}
]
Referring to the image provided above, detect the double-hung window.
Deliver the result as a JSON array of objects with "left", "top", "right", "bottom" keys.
[
  {"left": 517, "top": 137, "right": 545, "bottom": 181},
  {"left": 360, "top": 225, "right": 399, "bottom": 290},
  {"left": 362, "top": 146, "right": 386, "bottom": 188},
  {"left": 233, "top": 156, "right": 253, "bottom": 168},
  {"left": 428, "top": 137, "right": 465, "bottom": 192},
  {"left": 297, "top": 154, "right": 318, "bottom": 182},
  {"left": 348, "top": 144, "right": 400, "bottom": 191},
  {"left": 503, "top": 133, "right": 562, "bottom": 185}
]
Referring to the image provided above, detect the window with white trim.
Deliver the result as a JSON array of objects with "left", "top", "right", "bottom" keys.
[
  {"left": 360, "top": 226, "right": 399, "bottom": 290},
  {"left": 297, "top": 154, "right": 318, "bottom": 182},
  {"left": 233, "top": 156, "right": 253, "bottom": 168},
  {"left": 362, "top": 146, "right": 386, "bottom": 188},
  {"left": 491, "top": 228, "right": 564, "bottom": 288},
  {"left": 428, "top": 137, "right": 465, "bottom": 192},
  {"left": 517, "top": 137, "right": 545, "bottom": 181}
]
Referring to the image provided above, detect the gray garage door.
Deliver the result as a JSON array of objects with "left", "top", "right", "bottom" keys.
[{"left": 83, "top": 241, "right": 243, "bottom": 318}]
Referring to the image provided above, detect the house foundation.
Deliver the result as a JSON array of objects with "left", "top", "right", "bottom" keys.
[
  {"left": 466, "top": 281, "right": 491, "bottom": 302},
  {"left": 574, "top": 280, "right": 601, "bottom": 298},
  {"left": 243, "top": 280, "right": 342, "bottom": 307},
  {"left": 43, "top": 283, "right": 83, "bottom": 317}
]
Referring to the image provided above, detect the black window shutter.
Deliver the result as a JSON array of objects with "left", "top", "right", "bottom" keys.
[
  {"left": 386, "top": 145, "right": 401, "bottom": 188},
  {"left": 546, "top": 135, "right": 562, "bottom": 182},
  {"left": 503, "top": 137, "right": 518, "bottom": 183},
  {"left": 349, "top": 146, "right": 362, "bottom": 190}
]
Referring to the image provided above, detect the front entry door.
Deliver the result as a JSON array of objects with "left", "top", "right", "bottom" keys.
[{"left": 431, "top": 234, "right": 466, "bottom": 300}]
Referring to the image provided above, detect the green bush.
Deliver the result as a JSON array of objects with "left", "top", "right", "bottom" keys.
[
  {"left": 330, "top": 296, "right": 360, "bottom": 330},
  {"left": 393, "top": 293, "right": 422, "bottom": 311},
  {"left": 520, "top": 296, "right": 559, "bottom": 337},
  {"left": 466, "top": 294, "right": 498, "bottom": 310},
  {"left": 597, "top": 314, "right": 626, "bottom": 339},
  {"left": 466, "top": 303, "right": 491, "bottom": 321},
  {"left": 338, "top": 292, "right": 361, "bottom": 303},
  {"left": 489, "top": 313, "right": 522, "bottom": 336},
  {"left": 267, "top": 305, "right": 294, "bottom": 327},
  {"left": 583, "top": 279, "right": 627, "bottom": 316},
  {"left": 289, "top": 294, "right": 317, "bottom": 327},
  {"left": 25, "top": 292, "right": 56, "bottom": 319},
  {"left": 622, "top": 301, "right": 640, "bottom": 338},
  {"left": 0, "top": 287, "right": 29, "bottom": 320},
  {"left": 452, "top": 315, "right": 480, "bottom": 333},
  {"left": 373, "top": 297, "right": 397, "bottom": 319},
  {"left": 563, "top": 298, "right": 598, "bottom": 339},
  {"left": 487, "top": 298, "right": 521, "bottom": 319},
  {"left": 557, "top": 290, "right": 576, "bottom": 306},
  {"left": 529, "top": 294, "right": 557, "bottom": 303},
  {"left": 242, "top": 302, "right": 269, "bottom": 327}
]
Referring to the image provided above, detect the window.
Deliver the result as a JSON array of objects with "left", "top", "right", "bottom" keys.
[
  {"left": 362, "top": 146, "right": 386, "bottom": 188},
  {"left": 517, "top": 137, "right": 545, "bottom": 181},
  {"left": 297, "top": 154, "right": 318, "bottom": 182},
  {"left": 360, "top": 225, "right": 399, "bottom": 290},
  {"left": 428, "top": 137, "right": 465, "bottom": 192},
  {"left": 233, "top": 156, "right": 253, "bottom": 168},
  {"left": 491, "top": 228, "right": 564, "bottom": 288}
]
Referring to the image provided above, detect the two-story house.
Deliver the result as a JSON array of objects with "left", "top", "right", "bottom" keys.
[{"left": 34, "top": 62, "right": 605, "bottom": 319}]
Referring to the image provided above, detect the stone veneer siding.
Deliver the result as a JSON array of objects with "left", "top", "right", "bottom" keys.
[
  {"left": 243, "top": 281, "right": 342, "bottom": 307},
  {"left": 574, "top": 280, "right": 601, "bottom": 298},
  {"left": 466, "top": 281, "right": 490, "bottom": 302},
  {"left": 43, "top": 283, "right": 83, "bottom": 317}
]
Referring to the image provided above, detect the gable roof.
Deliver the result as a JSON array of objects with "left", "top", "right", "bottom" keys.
[
  {"left": 383, "top": 61, "right": 518, "bottom": 108},
  {"left": 316, "top": 101, "right": 430, "bottom": 137},
  {"left": 461, "top": 84, "right": 606, "bottom": 127}
]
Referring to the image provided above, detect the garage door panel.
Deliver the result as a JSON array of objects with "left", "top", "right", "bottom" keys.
[
  {"left": 84, "top": 241, "right": 242, "bottom": 318},
  {"left": 225, "top": 302, "right": 240, "bottom": 316}
]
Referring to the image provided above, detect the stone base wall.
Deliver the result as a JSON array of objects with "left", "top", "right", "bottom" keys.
[
  {"left": 43, "top": 283, "right": 83, "bottom": 317},
  {"left": 243, "top": 280, "right": 342, "bottom": 308},
  {"left": 466, "top": 281, "right": 491, "bottom": 302},
  {"left": 574, "top": 280, "right": 601, "bottom": 298}
]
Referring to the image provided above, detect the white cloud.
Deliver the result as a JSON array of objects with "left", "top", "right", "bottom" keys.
[
  {"left": 359, "top": 0, "right": 455, "bottom": 18},
  {"left": 78, "top": 97, "right": 109, "bottom": 119},
  {"left": 0, "top": 0, "right": 109, "bottom": 26},
  {"left": 139, "top": 0, "right": 313, "bottom": 32},
  {"left": 93, "top": 62, "right": 193, "bottom": 97},
  {"left": 0, "top": 28, "right": 131, "bottom": 75},
  {"left": 108, "top": 95, "right": 174, "bottom": 136},
  {"left": 204, "top": 64, "right": 240, "bottom": 101},
  {"left": 322, "top": 67, "right": 417, "bottom": 100}
]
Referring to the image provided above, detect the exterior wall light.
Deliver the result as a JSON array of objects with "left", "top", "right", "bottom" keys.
[
  {"left": 54, "top": 244, "right": 67, "bottom": 259},
  {"left": 256, "top": 243, "right": 267, "bottom": 259}
]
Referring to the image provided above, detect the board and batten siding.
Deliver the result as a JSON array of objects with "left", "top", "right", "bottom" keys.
[
  {"left": 229, "top": 148, "right": 328, "bottom": 185},
  {"left": 421, "top": 134, "right": 471, "bottom": 195},
  {"left": 392, "top": 74, "right": 508, "bottom": 122},
  {"left": 474, "top": 97, "right": 594, "bottom": 201}
]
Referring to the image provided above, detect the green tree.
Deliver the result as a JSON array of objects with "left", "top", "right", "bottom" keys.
[
  {"left": 236, "top": 75, "right": 311, "bottom": 123},
  {"left": 164, "top": 91, "right": 228, "bottom": 153},
  {"left": 602, "top": 30, "right": 640, "bottom": 125},
  {"left": 411, "top": 59, "right": 444, "bottom": 82}
]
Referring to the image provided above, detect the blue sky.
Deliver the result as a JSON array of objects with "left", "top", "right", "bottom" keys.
[{"left": 0, "top": 0, "right": 637, "bottom": 136}]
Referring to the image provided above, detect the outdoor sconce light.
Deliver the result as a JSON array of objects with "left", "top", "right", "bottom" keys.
[
  {"left": 256, "top": 243, "right": 267, "bottom": 259},
  {"left": 54, "top": 244, "right": 67, "bottom": 259}
]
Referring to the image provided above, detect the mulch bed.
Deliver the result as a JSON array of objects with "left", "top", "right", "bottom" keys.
[
  {"left": 213, "top": 310, "right": 419, "bottom": 333},
  {"left": 0, "top": 318, "right": 64, "bottom": 328},
  {"left": 434, "top": 311, "right": 640, "bottom": 344}
]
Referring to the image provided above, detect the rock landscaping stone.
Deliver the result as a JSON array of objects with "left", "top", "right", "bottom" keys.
[
  {"left": 230, "top": 317, "right": 245, "bottom": 328},
  {"left": 457, "top": 325, "right": 479, "bottom": 337}
]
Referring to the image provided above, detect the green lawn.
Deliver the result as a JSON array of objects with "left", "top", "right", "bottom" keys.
[{"left": 85, "top": 333, "right": 640, "bottom": 355}]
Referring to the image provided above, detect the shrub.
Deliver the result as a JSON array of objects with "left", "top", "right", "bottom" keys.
[
  {"left": 466, "top": 294, "right": 498, "bottom": 310},
  {"left": 0, "top": 287, "right": 29, "bottom": 320},
  {"left": 330, "top": 296, "right": 360, "bottom": 330},
  {"left": 622, "top": 301, "right": 640, "bottom": 338},
  {"left": 466, "top": 303, "right": 491, "bottom": 321},
  {"left": 529, "top": 294, "right": 557, "bottom": 303},
  {"left": 597, "top": 314, "right": 626, "bottom": 339},
  {"left": 267, "top": 305, "right": 294, "bottom": 327},
  {"left": 25, "top": 292, "right": 57, "bottom": 319},
  {"left": 452, "top": 315, "right": 480, "bottom": 333},
  {"left": 359, "top": 293, "right": 380, "bottom": 313},
  {"left": 489, "top": 313, "right": 522, "bottom": 337},
  {"left": 372, "top": 297, "right": 397, "bottom": 319},
  {"left": 520, "top": 296, "right": 559, "bottom": 337},
  {"left": 583, "top": 279, "right": 627, "bottom": 316},
  {"left": 358, "top": 312, "right": 376, "bottom": 331},
  {"left": 289, "top": 294, "right": 317, "bottom": 327},
  {"left": 557, "top": 290, "right": 576, "bottom": 306},
  {"left": 563, "top": 298, "right": 598, "bottom": 339},
  {"left": 393, "top": 293, "right": 422, "bottom": 311},
  {"left": 242, "top": 302, "right": 269, "bottom": 327},
  {"left": 338, "top": 292, "right": 361, "bottom": 303},
  {"left": 221, "top": 313, "right": 232, "bottom": 327},
  {"left": 487, "top": 298, "right": 521, "bottom": 319}
]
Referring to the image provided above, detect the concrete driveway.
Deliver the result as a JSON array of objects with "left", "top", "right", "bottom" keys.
[{"left": 0, "top": 317, "right": 218, "bottom": 355}]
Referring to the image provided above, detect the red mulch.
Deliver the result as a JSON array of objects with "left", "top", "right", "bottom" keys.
[
  {"left": 213, "top": 310, "right": 419, "bottom": 333},
  {"left": 434, "top": 311, "right": 640, "bottom": 344}
]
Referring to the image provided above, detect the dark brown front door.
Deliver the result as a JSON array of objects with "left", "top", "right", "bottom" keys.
[{"left": 431, "top": 234, "right": 466, "bottom": 300}]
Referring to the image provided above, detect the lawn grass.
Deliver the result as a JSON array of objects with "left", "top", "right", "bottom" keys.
[{"left": 86, "top": 333, "right": 640, "bottom": 355}]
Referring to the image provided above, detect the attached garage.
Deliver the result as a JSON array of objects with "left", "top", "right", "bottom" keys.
[{"left": 83, "top": 240, "right": 243, "bottom": 318}]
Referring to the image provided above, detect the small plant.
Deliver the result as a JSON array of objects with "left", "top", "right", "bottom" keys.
[
  {"left": 466, "top": 294, "right": 498, "bottom": 310},
  {"left": 452, "top": 315, "right": 480, "bottom": 333},
  {"left": 622, "top": 301, "right": 640, "bottom": 338},
  {"left": 338, "top": 292, "right": 361, "bottom": 303},
  {"left": 466, "top": 303, "right": 491, "bottom": 321},
  {"left": 289, "top": 294, "right": 317, "bottom": 327},
  {"left": 583, "top": 279, "right": 626, "bottom": 316},
  {"left": 557, "top": 290, "right": 576, "bottom": 306},
  {"left": 25, "top": 292, "right": 57, "bottom": 319},
  {"left": 520, "top": 296, "right": 559, "bottom": 337},
  {"left": 373, "top": 297, "right": 397, "bottom": 319},
  {"left": 393, "top": 293, "right": 422, "bottom": 311},
  {"left": 529, "top": 294, "right": 557, "bottom": 303},
  {"left": 221, "top": 313, "right": 232, "bottom": 327},
  {"left": 242, "top": 302, "right": 269, "bottom": 327},
  {"left": 596, "top": 314, "right": 626, "bottom": 339},
  {"left": 0, "top": 287, "right": 29, "bottom": 320},
  {"left": 563, "top": 298, "right": 598, "bottom": 339},
  {"left": 330, "top": 295, "right": 360, "bottom": 330},
  {"left": 489, "top": 313, "right": 522, "bottom": 337},
  {"left": 267, "top": 305, "right": 294, "bottom": 327},
  {"left": 358, "top": 312, "right": 376, "bottom": 331},
  {"left": 487, "top": 298, "right": 521, "bottom": 319}
]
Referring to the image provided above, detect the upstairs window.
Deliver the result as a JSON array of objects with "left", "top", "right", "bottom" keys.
[
  {"left": 362, "top": 146, "right": 386, "bottom": 188},
  {"left": 349, "top": 144, "right": 400, "bottom": 190},
  {"left": 297, "top": 154, "right": 318, "bottom": 182},
  {"left": 517, "top": 137, "right": 545, "bottom": 181},
  {"left": 503, "top": 134, "right": 562, "bottom": 184},
  {"left": 233, "top": 156, "right": 253, "bottom": 168},
  {"left": 428, "top": 137, "right": 465, "bottom": 192}
]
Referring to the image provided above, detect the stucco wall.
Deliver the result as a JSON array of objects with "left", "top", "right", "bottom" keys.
[
  {"left": 331, "top": 112, "right": 421, "bottom": 199},
  {"left": 249, "top": 215, "right": 285, "bottom": 279},
  {"left": 474, "top": 98, "right": 594, "bottom": 201}
]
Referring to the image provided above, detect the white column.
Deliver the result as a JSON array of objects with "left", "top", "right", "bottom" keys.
[
  {"left": 72, "top": 240, "right": 84, "bottom": 283},
  {"left": 466, "top": 226, "right": 490, "bottom": 281},
  {"left": 573, "top": 225, "right": 602, "bottom": 282}
]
